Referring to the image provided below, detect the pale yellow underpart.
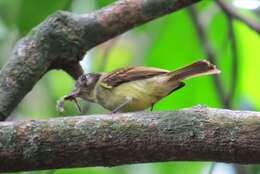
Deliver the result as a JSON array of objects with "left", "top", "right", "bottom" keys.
[{"left": 95, "top": 74, "right": 180, "bottom": 112}]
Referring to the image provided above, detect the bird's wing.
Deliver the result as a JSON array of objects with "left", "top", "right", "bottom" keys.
[{"left": 100, "top": 66, "right": 169, "bottom": 88}]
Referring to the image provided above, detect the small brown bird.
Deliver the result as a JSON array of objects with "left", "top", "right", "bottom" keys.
[{"left": 57, "top": 60, "right": 220, "bottom": 113}]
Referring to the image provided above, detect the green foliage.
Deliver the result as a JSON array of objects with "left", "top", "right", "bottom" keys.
[
  {"left": 0, "top": 0, "right": 21, "bottom": 28},
  {"left": 236, "top": 21, "right": 260, "bottom": 109},
  {"left": 95, "top": 0, "right": 116, "bottom": 8},
  {"left": 16, "top": 0, "right": 71, "bottom": 36}
]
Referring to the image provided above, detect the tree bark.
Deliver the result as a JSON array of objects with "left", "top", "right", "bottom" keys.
[
  {"left": 1, "top": 106, "right": 260, "bottom": 172},
  {"left": 0, "top": 0, "right": 200, "bottom": 120}
]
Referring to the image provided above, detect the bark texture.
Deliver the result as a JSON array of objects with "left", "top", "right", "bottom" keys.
[
  {"left": 1, "top": 106, "right": 260, "bottom": 172},
  {"left": 0, "top": 0, "right": 200, "bottom": 120}
]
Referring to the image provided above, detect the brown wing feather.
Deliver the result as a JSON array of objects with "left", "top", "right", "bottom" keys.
[{"left": 101, "top": 67, "right": 169, "bottom": 88}]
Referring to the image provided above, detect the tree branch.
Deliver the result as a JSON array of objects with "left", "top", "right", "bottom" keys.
[
  {"left": 226, "top": 16, "right": 238, "bottom": 109},
  {"left": 1, "top": 106, "right": 260, "bottom": 172},
  {"left": 216, "top": 0, "right": 260, "bottom": 34},
  {"left": 188, "top": 7, "right": 229, "bottom": 108},
  {"left": 0, "top": 0, "right": 201, "bottom": 120}
]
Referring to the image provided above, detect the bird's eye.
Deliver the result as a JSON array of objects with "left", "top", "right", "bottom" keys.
[{"left": 80, "top": 75, "right": 87, "bottom": 81}]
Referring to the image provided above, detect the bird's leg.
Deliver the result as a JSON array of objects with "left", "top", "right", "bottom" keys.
[
  {"left": 150, "top": 104, "right": 155, "bottom": 111},
  {"left": 72, "top": 98, "right": 82, "bottom": 113},
  {"left": 111, "top": 97, "right": 132, "bottom": 114}
]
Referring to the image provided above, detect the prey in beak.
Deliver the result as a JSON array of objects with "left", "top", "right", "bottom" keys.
[{"left": 56, "top": 89, "right": 81, "bottom": 113}]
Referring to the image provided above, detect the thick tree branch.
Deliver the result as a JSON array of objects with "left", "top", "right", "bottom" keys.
[
  {"left": 1, "top": 106, "right": 260, "bottom": 172},
  {"left": 0, "top": 0, "right": 201, "bottom": 120}
]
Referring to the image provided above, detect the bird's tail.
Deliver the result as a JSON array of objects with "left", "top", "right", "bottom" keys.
[{"left": 168, "top": 60, "right": 220, "bottom": 81}]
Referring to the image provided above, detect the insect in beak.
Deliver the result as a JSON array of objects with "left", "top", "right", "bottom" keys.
[{"left": 56, "top": 89, "right": 82, "bottom": 113}]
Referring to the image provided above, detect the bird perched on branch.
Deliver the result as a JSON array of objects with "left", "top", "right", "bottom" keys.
[{"left": 57, "top": 60, "right": 220, "bottom": 113}]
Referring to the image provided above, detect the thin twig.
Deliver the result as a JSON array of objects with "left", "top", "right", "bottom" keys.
[
  {"left": 208, "top": 162, "right": 216, "bottom": 174},
  {"left": 226, "top": 16, "right": 238, "bottom": 109},
  {"left": 188, "top": 7, "right": 229, "bottom": 108},
  {"left": 216, "top": 0, "right": 260, "bottom": 34}
]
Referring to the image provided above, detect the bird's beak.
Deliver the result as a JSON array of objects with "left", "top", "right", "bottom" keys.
[
  {"left": 64, "top": 88, "right": 82, "bottom": 113},
  {"left": 64, "top": 88, "right": 80, "bottom": 100}
]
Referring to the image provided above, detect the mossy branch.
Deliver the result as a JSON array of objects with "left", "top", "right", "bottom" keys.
[{"left": 1, "top": 106, "right": 260, "bottom": 172}]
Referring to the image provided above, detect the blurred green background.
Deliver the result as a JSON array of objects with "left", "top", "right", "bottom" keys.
[{"left": 0, "top": 0, "right": 260, "bottom": 174}]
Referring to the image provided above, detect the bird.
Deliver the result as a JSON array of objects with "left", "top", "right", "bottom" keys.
[{"left": 57, "top": 60, "right": 220, "bottom": 113}]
